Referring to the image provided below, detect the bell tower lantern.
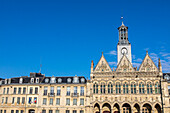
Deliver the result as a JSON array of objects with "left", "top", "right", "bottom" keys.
[{"left": 117, "top": 20, "right": 132, "bottom": 64}]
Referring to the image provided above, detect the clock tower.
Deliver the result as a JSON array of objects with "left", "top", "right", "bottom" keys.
[{"left": 117, "top": 21, "right": 132, "bottom": 64}]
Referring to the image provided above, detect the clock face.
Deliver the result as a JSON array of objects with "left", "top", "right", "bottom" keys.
[{"left": 121, "top": 47, "right": 128, "bottom": 54}]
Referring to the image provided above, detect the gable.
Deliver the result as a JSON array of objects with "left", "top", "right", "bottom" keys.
[
  {"left": 139, "top": 53, "right": 158, "bottom": 72},
  {"left": 94, "top": 54, "right": 112, "bottom": 72},
  {"left": 116, "top": 55, "right": 135, "bottom": 72}
]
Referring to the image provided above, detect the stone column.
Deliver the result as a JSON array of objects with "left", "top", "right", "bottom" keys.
[
  {"left": 100, "top": 109, "right": 102, "bottom": 113},
  {"left": 111, "top": 109, "right": 113, "bottom": 113},
  {"left": 152, "top": 110, "right": 154, "bottom": 113}
]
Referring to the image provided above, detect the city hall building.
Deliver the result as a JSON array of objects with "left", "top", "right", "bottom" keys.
[{"left": 0, "top": 22, "right": 170, "bottom": 113}]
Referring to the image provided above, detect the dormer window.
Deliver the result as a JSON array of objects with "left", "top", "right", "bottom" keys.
[
  {"left": 165, "top": 74, "right": 170, "bottom": 80},
  {"left": 36, "top": 78, "right": 39, "bottom": 83},
  {"left": 45, "top": 78, "right": 49, "bottom": 83},
  {"left": 73, "top": 76, "right": 79, "bottom": 83},
  {"left": 19, "top": 78, "right": 23, "bottom": 84},
  {"left": 50, "top": 77, "right": 56, "bottom": 83},
  {"left": 67, "top": 78, "right": 71, "bottom": 83},
  {"left": 5, "top": 79, "right": 7, "bottom": 84},
  {"left": 58, "top": 78, "right": 62, "bottom": 83},
  {"left": 8, "top": 79, "right": 11, "bottom": 84},
  {"left": 31, "top": 78, "right": 34, "bottom": 83},
  {"left": 0, "top": 81, "right": 2, "bottom": 85},
  {"left": 81, "top": 78, "right": 85, "bottom": 83}
]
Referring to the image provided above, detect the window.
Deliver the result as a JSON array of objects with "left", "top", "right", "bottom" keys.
[
  {"left": 36, "top": 78, "right": 39, "bottom": 83},
  {"left": 28, "top": 97, "right": 32, "bottom": 104},
  {"left": 139, "top": 82, "right": 145, "bottom": 94},
  {"left": 131, "top": 83, "right": 136, "bottom": 94},
  {"left": 31, "top": 78, "right": 34, "bottom": 83},
  {"left": 4, "top": 110, "right": 6, "bottom": 113},
  {"left": 73, "top": 76, "right": 79, "bottom": 83},
  {"left": 81, "top": 78, "right": 85, "bottom": 83},
  {"left": 43, "top": 98, "right": 47, "bottom": 105},
  {"left": 100, "top": 83, "right": 105, "bottom": 94},
  {"left": 42, "top": 110, "right": 46, "bottom": 113},
  {"left": 155, "top": 82, "right": 160, "bottom": 94},
  {"left": 123, "top": 107, "right": 130, "bottom": 113},
  {"left": 50, "top": 77, "right": 56, "bottom": 83},
  {"left": 19, "top": 78, "right": 23, "bottom": 84},
  {"left": 147, "top": 82, "right": 153, "bottom": 94},
  {"left": 22, "top": 97, "right": 25, "bottom": 104},
  {"left": 66, "top": 110, "right": 70, "bottom": 113},
  {"left": 80, "top": 86, "right": 84, "bottom": 96},
  {"left": 35, "top": 87, "right": 38, "bottom": 94},
  {"left": 3, "top": 88, "right": 6, "bottom": 94},
  {"left": 80, "top": 98, "right": 84, "bottom": 105},
  {"left": 74, "top": 86, "right": 77, "bottom": 95},
  {"left": 56, "top": 98, "right": 60, "bottom": 105},
  {"left": 23, "top": 87, "right": 26, "bottom": 94},
  {"left": 49, "top": 110, "right": 53, "bottom": 113},
  {"left": 44, "top": 87, "right": 48, "bottom": 95},
  {"left": 66, "top": 98, "right": 70, "bottom": 105},
  {"left": 12, "top": 97, "right": 15, "bottom": 104},
  {"left": 80, "top": 110, "right": 84, "bottom": 113},
  {"left": 17, "top": 97, "right": 20, "bottom": 104},
  {"left": 0, "top": 110, "right": 2, "bottom": 113},
  {"left": 123, "top": 82, "right": 128, "bottom": 94},
  {"left": 2, "top": 97, "right": 4, "bottom": 104},
  {"left": 57, "top": 86, "right": 61, "bottom": 96},
  {"left": 5, "top": 97, "right": 8, "bottom": 104},
  {"left": 11, "top": 110, "right": 14, "bottom": 113},
  {"left": 29, "top": 87, "right": 33, "bottom": 94},
  {"left": 21, "top": 110, "right": 24, "bottom": 113},
  {"left": 66, "top": 87, "right": 70, "bottom": 96},
  {"left": 16, "top": 110, "right": 19, "bottom": 113},
  {"left": 49, "top": 98, "right": 53, "bottom": 105},
  {"left": 73, "top": 98, "right": 77, "bottom": 105},
  {"left": 58, "top": 78, "right": 62, "bottom": 83},
  {"left": 34, "top": 97, "right": 37, "bottom": 104},
  {"left": 50, "top": 87, "right": 54, "bottom": 95},
  {"left": 7, "top": 88, "right": 9, "bottom": 94},
  {"left": 73, "top": 110, "right": 77, "bottom": 113},
  {"left": 67, "top": 78, "right": 71, "bottom": 83},
  {"left": 13, "top": 87, "right": 17, "bottom": 94},
  {"left": 18, "top": 87, "right": 21, "bottom": 94},
  {"left": 142, "top": 107, "right": 149, "bottom": 113},
  {"left": 108, "top": 82, "right": 113, "bottom": 94},
  {"left": 93, "top": 83, "right": 98, "bottom": 94},
  {"left": 56, "top": 110, "right": 59, "bottom": 113}
]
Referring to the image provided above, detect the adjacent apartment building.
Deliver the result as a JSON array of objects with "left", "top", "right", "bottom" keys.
[{"left": 0, "top": 22, "right": 170, "bottom": 113}]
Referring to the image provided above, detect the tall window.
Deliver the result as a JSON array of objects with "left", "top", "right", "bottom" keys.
[
  {"left": 108, "top": 82, "right": 113, "bottom": 94},
  {"left": 155, "top": 82, "right": 160, "bottom": 94},
  {"left": 3, "top": 88, "right": 6, "bottom": 94},
  {"left": 66, "top": 87, "right": 70, "bottom": 96},
  {"left": 49, "top": 110, "right": 53, "bottom": 113},
  {"left": 66, "top": 110, "right": 69, "bottom": 113},
  {"left": 13, "top": 87, "right": 17, "bottom": 94},
  {"left": 100, "top": 82, "right": 105, "bottom": 94},
  {"left": 73, "top": 98, "right": 77, "bottom": 105},
  {"left": 23, "top": 87, "right": 26, "bottom": 94},
  {"left": 57, "top": 86, "right": 61, "bottom": 95},
  {"left": 50, "top": 87, "right": 54, "bottom": 95},
  {"left": 80, "top": 110, "right": 84, "bottom": 113},
  {"left": 123, "top": 82, "right": 128, "bottom": 94},
  {"left": 17, "top": 97, "right": 20, "bottom": 104},
  {"left": 7, "top": 88, "right": 9, "bottom": 94},
  {"left": 116, "top": 83, "right": 121, "bottom": 94},
  {"left": 12, "top": 97, "right": 15, "bottom": 104},
  {"left": 35, "top": 87, "right": 38, "bottom": 94},
  {"left": 34, "top": 97, "right": 37, "bottom": 104},
  {"left": 80, "top": 98, "right": 84, "bottom": 105},
  {"left": 44, "top": 87, "right": 48, "bottom": 95},
  {"left": 139, "top": 82, "right": 145, "bottom": 94},
  {"left": 56, "top": 98, "right": 60, "bottom": 105},
  {"left": 29, "top": 87, "right": 33, "bottom": 94},
  {"left": 131, "top": 83, "right": 136, "bottom": 94},
  {"left": 73, "top": 86, "right": 77, "bottom": 96},
  {"left": 42, "top": 110, "right": 46, "bottom": 113},
  {"left": 43, "top": 98, "right": 47, "bottom": 105},
  {"left": 18, "top": 87, "right": 21, "bottom": 94},
  {"left": 2, "top": 97, "right": 4, "bottom": 104},
  {"left": 93, "top": 83, "right": 98, "bottom": 94},
  {"left": 56, "top": 110, "right": 59, "bottom": 113},
  {"left": 66, "top": 98, "right": 70, "bottom": 105},
  {"left": 80, "top": 86, "right": 84, "bottom": 96},
  {"left": 22, "top": 97, "right": 25, "bottom": 104},
  {"left": 49, "top": 98, "right": 53, "bottom": 105},
  {"left": 5, "top": 97, "right": 8, "bottom": 104},
  {"left": 73, "top": 110, "right": 77, "bottom": 113},
  {"left": 147, "top": 82, "right": 153, "bottom": 94}
]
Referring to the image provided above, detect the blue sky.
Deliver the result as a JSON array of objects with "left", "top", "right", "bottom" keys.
[{"left": 0, "top": 0, "right": 170, "bottom": 78}]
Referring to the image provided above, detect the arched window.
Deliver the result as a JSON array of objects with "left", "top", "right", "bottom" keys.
[
  {"left": 155, "top": 82, "right": 160, "bottom": 94},
  {"left": 93, "top": 83, "right": 98, "bottom": 94},
  {"left": 116, "top": 82, "right": 121, "bottom": 94},
  {"left": 139, "top": 82, "right": 145, "bottom": 94},
  {"left": 131, "top": 82, "right": 136, "bottom": 94},
  {"left": 100, "top": 82, "right": 105, "bottom": 94},
  {"left": 108, "top": 82, "right": 113, "bottom": 94},
  {"left": 123, "top": 82, "right": 128, "bottom": 94},
  {"left": 147, "top": 82, "right": 153, "bottom": 94}
]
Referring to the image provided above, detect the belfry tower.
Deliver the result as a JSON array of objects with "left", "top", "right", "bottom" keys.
[{"left": 117, "top": 20, "right": 132, "bottom": 64}]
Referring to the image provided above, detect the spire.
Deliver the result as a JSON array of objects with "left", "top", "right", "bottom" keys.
[
  {"left": 158, "top": 58, "right": 162, "bottom": 72},
  {"left": 91, "top": 60, "right": 94, "bottom": 73},
  {"left": 121, "top": 17, "right": 124, "bottom": 26},
  {"left": 146, "top": 50, "right": 148, "bottom": 55}
]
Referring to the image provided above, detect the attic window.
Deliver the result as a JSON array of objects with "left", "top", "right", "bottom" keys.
[
  {"left": 31, "top": 78, "right": 34, "bottom": 83},
  {"left": 73, "top": 76, "right": 79, "bottom": 83},
  {"left": 58, "top": 78, "right": 62, "bottom": 83},
  {"left": 5, "top": 79, "right": 7, "bottom": 84},
  {"left": 67, "top": 78, "right": 71, "bottom": 83},
  {"left": 45, "top": 78, "right": 49, "bottom": 83},
  {"left": 36, "top": 78, "right": 39, "bottom": 83},
  {"left": 50, "top": 77, "right": 56, "bottom": 83},
  {"left": 0, "top": 81, "right": 2, "bottom": 85},
  {"left": 19, "top": 78, "right": 23, "bottom": 84},
  {"left": 81, "top": 78, "right": 85, "bottom": 83}
]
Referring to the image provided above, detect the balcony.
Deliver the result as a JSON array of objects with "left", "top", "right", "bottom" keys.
[
  {"left": 71, "top": 93, "right": 79, "bottom": 97},
  {"left": 48, "top": 93, "right": 55, "bottom": 97}
]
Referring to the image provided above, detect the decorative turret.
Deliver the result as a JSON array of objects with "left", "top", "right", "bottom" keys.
[{"left": 158, "top": 58, "right": 162, "bottom": 72}]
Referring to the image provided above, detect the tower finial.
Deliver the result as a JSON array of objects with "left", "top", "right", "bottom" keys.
[
  {"left": 102, "top": 51, "right": 103, "bottom": 55},
  {"left": 146, "top": 50, "right": 148, "bottom": 54},
  {"left": 121, "top": 16, "right": 124, "bottom": 26}
]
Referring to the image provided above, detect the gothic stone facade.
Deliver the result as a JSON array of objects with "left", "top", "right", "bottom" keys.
[{"left": 0, "top": 22, "right": 170, "bottom": 113}]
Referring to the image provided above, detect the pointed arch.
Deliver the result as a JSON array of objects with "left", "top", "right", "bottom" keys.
[
  {"left": 113, "top": 103, "right": 120, "bottom": 113},
  {"left": 142, "top": 103, "right": 152, "bottom": 113},
  {"left": 102, "top": 103, "right": 111, "bottom": 113},
  {"left": 122, "top": 103, "right": 131, "bottom": 113},
  {"left": 94, "top": 103, "right": 100, "bottom": 113},
  {"left": 133, "top": 103, "right": 140, "bottom": 113},
  {"left": 154, "top": 103, "right": 161, "bottom": 113}
]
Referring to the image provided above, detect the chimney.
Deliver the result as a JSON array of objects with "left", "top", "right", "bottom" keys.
[
  {"left": 158, "top": 58, "right": 162, "bottom": 72},
  {"left": 91, "top": 60, "right": 94, "bottom": 73}
]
